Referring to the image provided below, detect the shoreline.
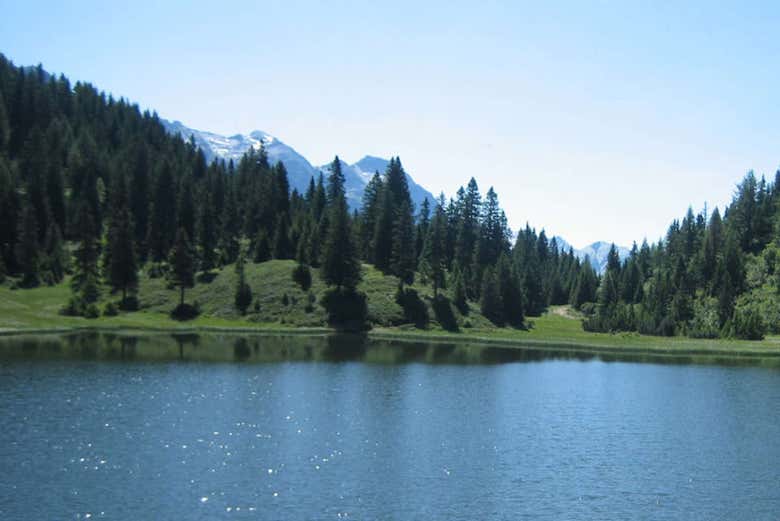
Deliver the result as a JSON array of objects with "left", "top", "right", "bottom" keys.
[{"left": 2, "top": 322, "right": 780, "bottom": 361}]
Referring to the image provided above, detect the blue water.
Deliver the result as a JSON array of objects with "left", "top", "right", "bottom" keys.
[{"left": 0, "top": 334, "right": 779, "bottom": 520}]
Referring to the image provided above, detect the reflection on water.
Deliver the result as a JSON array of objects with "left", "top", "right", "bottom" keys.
[{"left": 0, "top": 331, "right": 779, "bottom": 368}]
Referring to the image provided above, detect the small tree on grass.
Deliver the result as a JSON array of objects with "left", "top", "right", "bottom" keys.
[
  {"left": 170, "top": 227, "right": 195, "bottom": 307},
  {"left": 234, "top": 245, "right": 252, "bottom": 314}
]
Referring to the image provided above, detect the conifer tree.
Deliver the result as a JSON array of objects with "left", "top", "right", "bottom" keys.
[
  {"left": 169, "top": 227, "right": 195, "bottom": 307},
  {"left": 234, "top": 245, "right": 252, "bottom": 314},
  {"left": 419, "top": 195, "right": 447, "bottom": 295},
  {"left": 321, "top": 157, "right": 361, "bottom": 290},
  {"left": 71, "top": 202, "right": 101, "bottom": 304},
  {"left": 480, "top": 266, "right": 504, "bottom": 325},
  {"left": 147, "top": 161, "right": 177, "bottom": 261},
  {"left": 496, "top": 253, "right": 524, "bottom": 327},
  {"left": 16, "top": 196, "right": 40, "bottom": 287},
  {"left": 391, "top": 200, "right": 416, "bottom": 286},
  {"left": 198, "top": 192, "right": 218, "bottom": 273},
  {"left": 106, "top": 178, "right": 138, "bottom": 301}
]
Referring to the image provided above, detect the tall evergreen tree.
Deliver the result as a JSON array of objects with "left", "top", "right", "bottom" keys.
[
  {"left": 105, "top": 178, "right": 138, "bottom": 301},
  {"left": 169, "top": 227, "right": 195, "bottom": 307},
  {"left": 321, "top": 157, "right": 361, "bottom": 290}
]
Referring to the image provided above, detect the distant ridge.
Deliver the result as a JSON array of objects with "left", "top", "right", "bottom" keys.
[{"left": 161, "top": 120, "right": 435, "bottom": 211}]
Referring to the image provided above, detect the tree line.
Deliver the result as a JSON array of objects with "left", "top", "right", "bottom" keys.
[{"left": 583, "top": 171, "right": 780, "bottom": 339}]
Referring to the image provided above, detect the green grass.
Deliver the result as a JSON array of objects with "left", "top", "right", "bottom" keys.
[{"left": 2, "top": 260, "right": 780, "bottom": 359}]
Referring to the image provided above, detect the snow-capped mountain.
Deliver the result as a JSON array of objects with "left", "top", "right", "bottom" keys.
[
  {"left": 162, "top": 120, "right": 434, "bottom": 211},
  {"left": 315, "top": 156, "right": 435, "bottom": 211},
  {"left": 553, "top": 236, "right": 630, "bottom": 274}
]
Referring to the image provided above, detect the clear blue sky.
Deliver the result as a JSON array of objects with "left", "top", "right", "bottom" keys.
[{"left": 2, "top": 0, "right": 779, "bottom": 247}]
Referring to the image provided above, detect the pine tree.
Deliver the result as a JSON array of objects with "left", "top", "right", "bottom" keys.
[
  {"left": 419, "top": 195, "right": 447, "bottom": 295},
  {"left": 178, "top": 175, "right": 196, "bottom": 246},
  {"left": 71, "top": 202, "right": 101, "bottom": 303},
  {"left": 147, "top": 161, "right": 177, "bottom": 261},
  {"left": 321, "top": 157, "right": 361, "bottom": 290},
  {"left": 391, "top": 200, "right": 416, "bottom": 286},
  {"left": 480, "top": 266, "right": 504, "bottom": 325},
  {"left": 198, "top": 192, "right": 218, "bottom": 273},
  {"left": 496, "top": 253, "right": 524, "bottom": 327},
  {"left": 106, "top": 178, "right": 138, "bottom": 301},
  {"left": 253, "top": 229, "right": 271, "bottom": 263},
  {"left": 234, "top": 245, "right": 252, "bottom": 314},
  {"left": 359, "top": 172, "right": 383, "bottom": 260},
  {"left": 169, "top": 227, "right": 195, "bottom": 307},
  {"left": 16, "top": 196, "right": 40, "bottom": 287},
  {"left": 272, "top": 213, "right": 292, "bottom": 259}
]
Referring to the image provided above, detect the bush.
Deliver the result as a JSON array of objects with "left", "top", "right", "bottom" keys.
[
  {"left": 103, "top": 302, "right": 119, "bottom": 317},
  {"left": 395, "top": 287, "right": 429, "bottom": 328},
  {"left": 688, "top": 296, "right": 720, "bottom": 339},
  {"left": 304, "top": 291, "right": 316, "bottom": 313},
  {"left": 281, "top": 293, "right": 290, "bottom": 306},
  {"left": 235, "top": 282, "right": 253, "bottom": 315},
  {"left": 119, "top": 295, "right": 140, "bottom": 311},
  {"left": 292, "top": 264, "right": 312, "bottom": 291},
  {"left": 84, "top": 303, "right": 100, "bottom": 319},
  {"left": 147, "top": 262, "right": 168, "bottom": 279},
  {"left": 60, "top": 296, "right": 84, "bottom": 316},
  {"left": 320, "top": 288, "right": 369, "bottom": 331},
  {"left": 171, "top": 303, "right": 200, "bottom": 321},
  {"left": 732, "top": 301, "right": 766, "bottom": 340}
]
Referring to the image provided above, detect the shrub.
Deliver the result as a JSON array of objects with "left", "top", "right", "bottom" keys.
[
  {"left": 320, "top": 288, "right": 369, "bottom": 331},
  {"left": 171, "top": 303, "right": 200, "bottom": 321},
  {"left": 103, "top": 302, "right": 119, "bottom": 317},
  {"left": 119, "top": 295, "right": 140, "bottom": 311},
  {"left": 60, "top": 296, "right": 84, "bottom": 316},
  {"left": 688, "top": 296, "right": 720, "bottom": 339},
  {"left": 147, "top": 262, "right": 168, "bottom": 279},
  {"left": 292, "top": 263, "right": 312, "bottom": 291},
  {"left": 84, "top": 304, "right": 100, "bottom": 319},
  {"left": 732, "top": 301, "right": 766, "bottom": 340},
  {"left": 235, "top": 282, "right": 253, "bottom": 315}
]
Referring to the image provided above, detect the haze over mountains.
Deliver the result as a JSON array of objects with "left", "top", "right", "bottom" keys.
[{"left": 163, "top": 119, "right": 628, "bottom": 272}]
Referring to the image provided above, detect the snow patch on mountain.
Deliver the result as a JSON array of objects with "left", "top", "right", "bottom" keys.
[
  {"left": 162, "top": 119, "right": 435, "bottom": 211},
  {"left": 553, "top": 236, "right": 630, "bottom": 274}
]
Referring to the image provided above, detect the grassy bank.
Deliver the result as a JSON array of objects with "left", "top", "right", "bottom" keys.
[{"left": 2, "top": 259, "right": 780, "bottom": 358}]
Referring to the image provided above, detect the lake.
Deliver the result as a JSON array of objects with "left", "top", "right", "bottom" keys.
[{"left": 0, "top": 332, "right": 779, "bottom": 520}]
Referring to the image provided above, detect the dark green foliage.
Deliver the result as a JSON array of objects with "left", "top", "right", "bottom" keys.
[
  {"left": 451, "top": 264, "right": 468, "bottom": 314},
  {"left": 16, "top": 197, "right": 40, "bottom": 287},
  {"left": 480, "top": 266, "right": 504, "bottom": 325},
  {"left": 253, "top": 230, "right": 271, "bottom": 263},
  {"left": 105, "top": 178, "right": 138, "bottom": 300},
  {"left": 292, "top": 263, "right": 312, "bottom": 292},
  {"left": 395, "top": 287, "right": 429, "bottom": 328},
  {"left": 320, "top": 287, "right": 369, "bottom": 331},
  {"left": 71, "top": 203, "right": 100, "bottom": 304},
  {"left": 169, "top": 227, "right": 195, "bottom": 307},
  {"left": 234, "top": 246, "right": 252, "bottom": 314},
  {"left": 321, "top": 157, "right": 361, "bottom": 291},
  {"left": 103, "top": 301, "right": 119, "bottom": 316},
  {"left": 390, "top": 200, "right": 416, "bottom": 285}
]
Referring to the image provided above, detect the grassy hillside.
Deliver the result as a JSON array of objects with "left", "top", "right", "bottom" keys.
[{"left": 0, "top": 260, "right": 492, "bottom": 332}]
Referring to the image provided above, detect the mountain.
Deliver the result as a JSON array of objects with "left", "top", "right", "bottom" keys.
[
  {"left": 553, "top": 236, "right": 630, "bottom": 273},
  {"left": 162, "top": 120, "right": 435, "bottom": 211},
  {"left": 316, "top": 155, "right": 435, "bottom": 211}
]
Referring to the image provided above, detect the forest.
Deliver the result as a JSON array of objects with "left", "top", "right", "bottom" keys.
[{"left": 0, "top": 53, "right": 777, "bottom": 339}]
